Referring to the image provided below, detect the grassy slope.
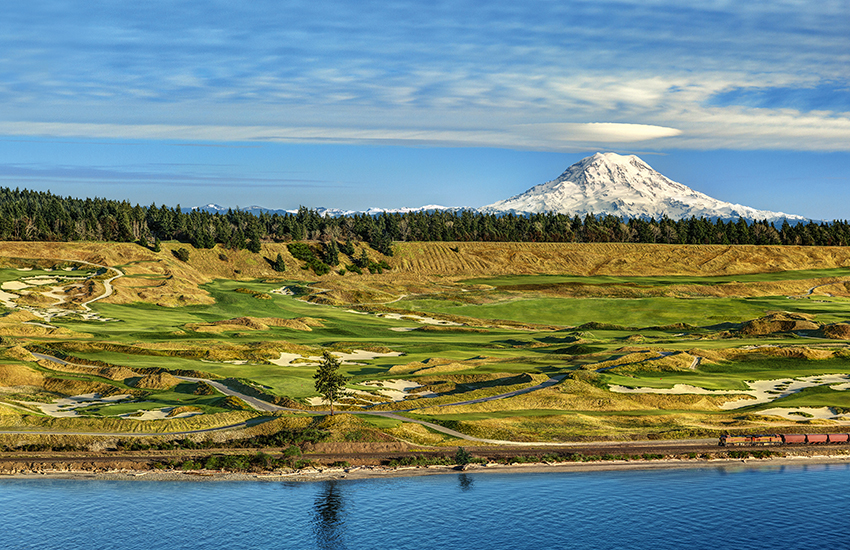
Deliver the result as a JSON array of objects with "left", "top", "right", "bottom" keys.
[{"left": 3, "top": 240, "right": 850, "bottom": 440}]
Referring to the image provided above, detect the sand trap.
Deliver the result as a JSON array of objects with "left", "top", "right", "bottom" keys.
[
  {"left": 23, "top": 277, "right": 59, "bottom": 285},
  {"left": 269, "top": 350, "right": 402, "bottom": 367},
  {"left": 119, "top": 408, "right": 203, "bottom": 420},
  {"left": 757, "top": 406, "right": 850, "bottom": 424},
  {"left": 271, "top": 287, "right": 295, "bottom": 296},
  {"left": 362, "top": 379, "right": 437, "bottom": 401},
  {"left": 2, "top": 281, "right": 30, "bottom": 291},
  {"left": 390, "top": 327, "right": 417, "bottom": 332},
  {"left": 610, "top": 373, "right": 850, "bottom": 410},
  {"left": 16, "top": 268, "right": 32, "bottom": 271},
  {"left": 307, "top": 378, "right": 435, "bottom": 407},
  {"left": 0, "top": 290, "right": 17, "bottom": 308},
  {"left": 15, "top": 393, "right": 133, "bottom": 417},
  {"left": 378, "top": 312, "right": 461, "bottom": 326}
]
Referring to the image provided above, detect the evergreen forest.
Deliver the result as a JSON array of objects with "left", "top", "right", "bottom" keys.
[{"left": 1, "top": 186, "right": 848, "bottom": 252}]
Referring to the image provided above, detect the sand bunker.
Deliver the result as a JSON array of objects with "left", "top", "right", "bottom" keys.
[
  {"left": 269, "top": 350, "right": 403, "bottom": 367},
  {"left": 2, "top": 281, "right": 30, "bottom": 291},
  {"left": 0, "top": 290, "right": 18, "bottom": 308},
  {"left": 23, "top": 276, "right": 59, "bottom": 285},
  {"left": 306, "top": 378, "right": 434, "bottom": 407},
  {"left": 361, "top": 379, "right": 436, "bottom": 401},
  {"left": 378, "top": 312, "right": 461, "bottom": 326},
  {"left": 610, "top": 373, "right": 850, "bottom": 410},
  {"left": 119, "top": 407, "right": 202, "bottom": 420},
  {"left": 15, "top": 393, "right": 133, "bottom": 417},
  {"left": 757, "top": 406, "right": 850, "bottom": 424}
]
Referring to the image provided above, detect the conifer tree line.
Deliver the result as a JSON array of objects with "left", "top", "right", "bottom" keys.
[{"left": 1, "top": 186, "right": 848, "bottom": 248}]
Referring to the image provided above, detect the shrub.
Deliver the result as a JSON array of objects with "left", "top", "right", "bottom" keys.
[
  {"left": 173, "top": 247, "right": 190, "bottom": 262},
  {"left": 455, "top": 447, "right": 471, "bottom": 466}
]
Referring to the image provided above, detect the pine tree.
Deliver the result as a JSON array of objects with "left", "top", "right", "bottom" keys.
[
  {"left": 324, "top": 240, "right": 340, "bottom": 266},
  {"left": 313, "top": 351, "right": 348, "bottom": 416}
]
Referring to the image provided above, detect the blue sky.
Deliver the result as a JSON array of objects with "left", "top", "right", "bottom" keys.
[{"left": 2, "top": 1, "right": 849, "bottom": 218}]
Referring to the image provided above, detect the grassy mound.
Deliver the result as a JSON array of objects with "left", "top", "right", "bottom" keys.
[
  {"left": 42, "top": 377, "right": 125, "bottom": 397},
  {"left": 0, "top": 363, "right": 44, "bottom": 387},
  {"left": 821, "top": 323, "right": 850, "bottom": 340},
  {"left": 186, "top": 316, "right": 325, "bottom": 333},
  {"left": 739, "top": 312, "right": 820, "bottom": 336},
  {"left": 130, "top": 372, "right": 181, "bottom": 390}
]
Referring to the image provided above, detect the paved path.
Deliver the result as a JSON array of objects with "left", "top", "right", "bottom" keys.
[{"left": 25, "top": 353, "right": 571, "bottom": 445}]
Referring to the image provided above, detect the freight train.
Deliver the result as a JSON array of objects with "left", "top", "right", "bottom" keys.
[{"left": 719, "top": 433, "right": 850, "bottom": 446}]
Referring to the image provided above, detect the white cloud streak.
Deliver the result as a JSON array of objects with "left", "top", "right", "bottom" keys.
[{"left": 1, "top": 1, "right": 849, "bottom": 151}]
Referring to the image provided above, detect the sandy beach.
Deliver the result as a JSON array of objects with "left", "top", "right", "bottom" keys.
[{"left": 2, "top": 453, "right": 849, "bottom": 483}]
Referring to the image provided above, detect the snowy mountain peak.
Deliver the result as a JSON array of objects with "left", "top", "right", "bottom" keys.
[{"left": 481, "top": 152, "right": 807, "bottom": 223}]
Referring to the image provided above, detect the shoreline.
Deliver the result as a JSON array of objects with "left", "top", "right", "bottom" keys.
[{"left": 2, "top": 453, "right": 849, "bottom": 482}]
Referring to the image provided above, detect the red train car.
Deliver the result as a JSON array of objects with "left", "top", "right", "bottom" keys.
[{"left": 720, "top": 433, "right": 850, "bottom": 446}]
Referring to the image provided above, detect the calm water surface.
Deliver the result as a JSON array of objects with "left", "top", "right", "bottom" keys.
[{"left": 2, "top": 463, "right": 848, "bottom": 550}]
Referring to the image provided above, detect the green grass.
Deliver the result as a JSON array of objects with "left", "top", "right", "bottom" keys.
[
  {"left": 463, "top": 267, "right": 850, "bottom": 288},
  {"left": 753, "top": 386, "right": 850, "bottom": 410},
  {"left": 602, "top": 357, "right": 850, "bottom": 392},
  {"left": 394, "top": 294, "right": 850, "bottom": 327}
]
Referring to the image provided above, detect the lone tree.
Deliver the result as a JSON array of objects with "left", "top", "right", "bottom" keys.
[{"left": 314, "top": 351, "right": 348, "bottom": 415}]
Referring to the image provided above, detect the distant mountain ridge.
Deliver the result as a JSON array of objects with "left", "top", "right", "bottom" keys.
[
  {"left": 192, "top": 152, "right": 809, "bottom": 223},
  {"left": 480, "top": 152, "right": 807, "bottom": 223},
  {"left": 188, "top": 204, "right": 466, "bottom": 217}
]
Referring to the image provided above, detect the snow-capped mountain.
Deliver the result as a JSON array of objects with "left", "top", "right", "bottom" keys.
[{"left": 481, "top": 152, "right": 808, "bottom": 223}]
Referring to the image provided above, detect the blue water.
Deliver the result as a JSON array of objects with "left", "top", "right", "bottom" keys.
[{"left": 1, "top": 464, "right": 848, "bottom": 550}]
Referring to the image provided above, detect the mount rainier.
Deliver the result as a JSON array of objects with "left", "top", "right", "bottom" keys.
[
  {"left": 480, "top": 152, "right": 807, "bottom": 223},
  {"left": 195, "top": 152, "right": 808, "bottom": 223}
]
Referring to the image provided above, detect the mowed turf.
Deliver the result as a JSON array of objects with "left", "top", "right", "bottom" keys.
[{"left": 464, "top": 267, "right": 850, "bottom": 288}]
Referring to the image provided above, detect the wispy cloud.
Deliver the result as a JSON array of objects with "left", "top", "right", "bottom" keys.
[
  {"left": 0, "top": 162, "right": 346, "bottom": 189},
  {"left": 1, "top": 1, "right": 849, "bottom": 150}
]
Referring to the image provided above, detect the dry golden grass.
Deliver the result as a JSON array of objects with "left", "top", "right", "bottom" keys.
[
  {"left": 8, "top": 241, "right": 848, "bottom": 310},
  {"left": 2, "top": 410, "right": 257, "bottom": 433},
  {"left": 166, "top": 405, "right": 202, "bottom": 417},
  {"left": 42, "top": 377, "right": 123, "bottom": 397},
  {"left": 0, "top": 311, "right": 88, "bottom": 339},
  {"left": 185, "top": 316, "right": 324, "bottom": 333},
  {"left": 4, "top": 345, "right": 35, "bottom": 362},
  {"left": 130, "top": 372, "right": 181, "bottom": 390},
  {"left": 36, "top": 359, "right": 138, "bottom": 381},
  {"left": 822, "top": 323, "right": 850, "bottom": 340},
  {"left": 0, "top": 363, "right": 44, "bottom": 387},
  {"left": 386, "top": 422, "right": 451, "bottom": 445},
  {"left": 0, "top": 402, "right": 21, "bottom": 416},
  {"left": 392, "top": 242, "right": 850, "bottom": 278},
  {"left": 739, "top": 312, "right": 820, "bottom": 335}
]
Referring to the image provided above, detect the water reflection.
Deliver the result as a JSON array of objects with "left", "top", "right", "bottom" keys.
[
  {"left": 312, "top": 480, "right": 347, "bottom": 550},
  {"left": 458, "top": 473, "right": 474, "bottom": 491}
]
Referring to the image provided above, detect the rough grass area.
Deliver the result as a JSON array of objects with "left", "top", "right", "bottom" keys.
[{"left": 4, "top": 241, "right": 850, "bottom": 443}]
